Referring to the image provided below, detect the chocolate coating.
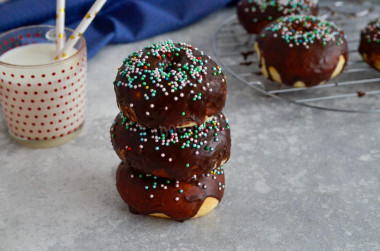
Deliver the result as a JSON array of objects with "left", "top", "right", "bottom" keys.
[
  {"left": 116, "top": 162, "right": 225, "bottom": 222},
  {"left": 256, "top": 15, "right": 348, "bottom": 87},
  {"left": 237, "top": 0, "right": 318, "bottom": 34},
  {"left": 111, "top": 112, "right": 231, "bottom": 182},
  {"left": 359, "top": 19, "right": 380, "bottom": 72},
  {"left": 114, "top": 40, "right": 227, "bottom": 128}
]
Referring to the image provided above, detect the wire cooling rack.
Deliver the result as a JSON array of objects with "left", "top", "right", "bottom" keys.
[{"left": 212, "top": 1, "right": 380, "bottom": 113}]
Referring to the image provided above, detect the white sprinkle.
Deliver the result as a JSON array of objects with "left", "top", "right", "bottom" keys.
[
  {"left": 175, "top": 197, "right": 180, "bottom": 201},
  {"left": 168, "top": 158, "right": 172, "bottom": 162},
  {"left": 164, "top": 106, "right": 168, "bottom": 110},
  {"left": 130, "top": 174, "right": 134, "bottom": 178},
  {"left": 150, "top": 104, "right": 154, "bottom": 108},
  {"left": 161, "top": 153, "right": 165, "bottom": 157},
  {"left": 150, "top": 194, "right": 154, "bottom": 198},
  {"left": 174, "top": 97, "right": 178, "bottom": 101},
  {"left": 130, "top": 103, "right": 134, "bottom": 107},
  {"left": 139, "top": 145, "right": 143, "bottom": 149},
  {"left": 146, "top": 111, "right": 150, "bottom": 115}
]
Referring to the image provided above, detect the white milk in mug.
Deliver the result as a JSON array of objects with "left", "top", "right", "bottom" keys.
[{"left": 0, "top": 26, "right": 87, "bottom": 148}]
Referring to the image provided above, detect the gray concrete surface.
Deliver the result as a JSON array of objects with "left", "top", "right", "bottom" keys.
[{"left": 1, "top": 5, "right": 379, "bottom": 251}]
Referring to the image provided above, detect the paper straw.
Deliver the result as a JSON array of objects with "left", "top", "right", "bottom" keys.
[
  {"left": 55, "top": 0, "right": 65, "bottom": 57},
  {"left": 57, "top": 0, "right": 107, "bottom": 59}
]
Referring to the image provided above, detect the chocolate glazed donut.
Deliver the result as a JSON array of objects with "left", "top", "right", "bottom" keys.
[
  {"left": 116, "top": 162, "right": 226, "bottom": 222},
  {"left": 359, "top": 19, "right": 380, "bottom": 72},
  {"left": 111, "top": 113, "right": 231, "bottom": 182},
  {"left": 113, "top": 40, "right": 227, "bottom": 129},
  {"left": 256, "top": 15, "right": 348, "bottom": 87},
  {"left": 237, "top": 0, "right": 318, "bottom": 34}
]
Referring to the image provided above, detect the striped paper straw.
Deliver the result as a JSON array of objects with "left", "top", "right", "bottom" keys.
[
  {"left": 55, "top": 0, "right": 65, "bottom": 57},
  {"left": 57, "top": 0, "right": 107, "bottom": 59}
]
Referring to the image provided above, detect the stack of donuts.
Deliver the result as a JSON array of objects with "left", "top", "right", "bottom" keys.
[{"left": 110, "top": 40, "right": 231, "bottom": 222}]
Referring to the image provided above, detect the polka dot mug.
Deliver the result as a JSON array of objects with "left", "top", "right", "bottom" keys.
[{"left": 0, "top": 25, "right": 87, "bottom": 148}]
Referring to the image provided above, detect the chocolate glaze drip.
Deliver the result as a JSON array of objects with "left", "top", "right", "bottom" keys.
[
  {"left": 114, "top": 40, "right": 227, "bottom": 128},
  {"left": 256, "top": 16, "right": 348, "bottom": 87},
  {"left": 240, "top": 61, "right": 253, "bottom": 66},
  {"left": 358, "top": 19, "right": 380, "bottom": 72},
  {"left": 241, "top": 50, "right": 255, "bottom": 60},
  {"left": 357, "top": 91, "right": 366, "bottom": 97},
  {"left": 111, "top": 113, "right": 231, "bottom": 182},
  {"left": 116, "top": 162, "right": 225, "bottom": 222},
  {"left": 237, "top": 0, "right": 318, "bottom": 34}
]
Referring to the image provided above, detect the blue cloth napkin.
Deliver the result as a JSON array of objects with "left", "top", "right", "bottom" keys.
[{"left": 0, "top": 0, "right": 236, "bottom": 58}]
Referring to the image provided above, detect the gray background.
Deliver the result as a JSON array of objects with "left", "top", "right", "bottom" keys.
[{"left": 1, "top": 4, "right": 379, "bottom": 251}]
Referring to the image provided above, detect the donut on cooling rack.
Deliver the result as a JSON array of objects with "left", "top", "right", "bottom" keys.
[
  {"left": 255, "top": 15, "right": 348, "bottom": 87},
  {"left": 116, "top": 162, "right": 226, "bottom": 222},
  {"left": 359, "top": 19, "right": 380, "bottom": 72},
  {"left": 111, "top": 112, "right": 231, "bottom": 182},
  {"left": 237, "top": 0, "right": 318, "bottom": 34},
  {"left": 113, "top": 40, "right": 227, "bottom": 129}
]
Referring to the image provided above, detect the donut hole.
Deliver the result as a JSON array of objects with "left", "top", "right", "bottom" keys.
[
  {"left": 159, "top": 52, "right": 190, "bottom": 74},
  {"left": 148, "top": 54, "right": 176, "bottom": 74},
  {"left": 161, "top": 61, "right": 174, "bottom": 73},
  {"left": 286, "top": 20, "right": 316, "bottom": 33}
]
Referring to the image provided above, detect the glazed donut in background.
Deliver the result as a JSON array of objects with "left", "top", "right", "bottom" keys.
[
  {"left": 256, "top": 15, "right": 348, "bottom": 87},
  {"left": 237, "top": 0, "right": 318, "bottom": 34},
  {"left": 111, "top": 112, "right": 231, "bottom": 182},
  {"left": 359, "top": 19, "right": 380, "bottom": 72},
  {"left": 113, "top": 40, "right": 227, "bottom": 129},
  {"left": 116, "top": 162, "right": 226, "bottom": 222}
]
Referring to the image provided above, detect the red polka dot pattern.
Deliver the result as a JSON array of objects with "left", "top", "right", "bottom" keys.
[{"left": 0, "top": 51, "right": 87, "bottom": 141}]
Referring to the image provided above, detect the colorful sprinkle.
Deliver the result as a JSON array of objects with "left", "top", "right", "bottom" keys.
[{"left": 262, "top": 15, "right": 345, "bottom": 49}]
